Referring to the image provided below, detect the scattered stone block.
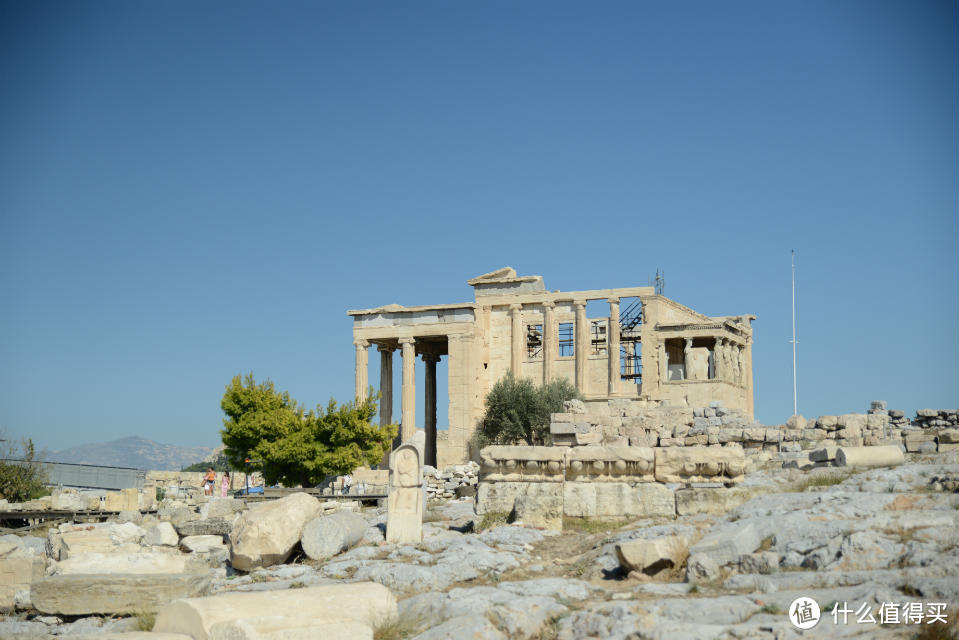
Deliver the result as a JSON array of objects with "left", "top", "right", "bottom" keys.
[
  {"left": 181, "top": 536, "right": 228, "bottom": 555},
  {"left": 51, "top": 522, "right": 146, "bottom": 560},
  {"left": 203, "top": 498, "right": 245, "bottom": 519},
  {"left": 808, "top": 445, "right": 839, "bottom": 462},
  {"left": 301, "top": 511, "right": 367, "bottom": 561},
  {"left": 834, "top": 445, "right": 905, "bottom": 467},
  {"left": 739, "top": 551, "right": 779, "bottom": 575},
  {"left": 229, "top": 493, "right": 323, "bottom": 572},
  {"left": 0, "top": 556, "right": 45, "bottom": 611},
  {"left": 177, "top": 519, "right": 232, "bottom": 537},
  {"left": 143, "top": 522, "right": 179, "bottom": 547},
  {"left": 153, "top": 582, "right": 395, "bottom": 640},
  {"left": 56, "top": 551, "right": 202, "bottom": 575},
  {"left": 32, "top": 573, "right": 215, "bottom": 615},
  {"left": 616, "top": 536, "right": 688, "bottom": 576},
  {"left": 938, "top": 429, "right": 959, "bottom": 444},
  {"left": 104, "top": 489, "right": 140, "bottom": 512},
  {"left": 209, "top": 618, "right": 372, "bottom": 640},
  {"left": 689, "top": 521, "right": 761, "bottom": 568}
]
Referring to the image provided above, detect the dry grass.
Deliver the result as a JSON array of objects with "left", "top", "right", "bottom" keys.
[
  {"left": 562, "top": 517, "right": 632, "bottom": 534},
  {"left": 882, "top": 525, "right": 924, "bottom": 545},
  {"left": 791, "top": 470, "right": 857, "bottom": 492},
  {"left": 476, "top": 511, "right": 511, "bottom": 532},
  {"left": 757, "top": 535, "right": 775, "bottom": 552},
  {"left": 372, "top": 611, "right": 426, "bottom": 640},
  {"left": 132, "top": 609, "right": 156, "bottom": 632},
  {"left": 913, "top": 615, "right": 959, "bottom": 640}
]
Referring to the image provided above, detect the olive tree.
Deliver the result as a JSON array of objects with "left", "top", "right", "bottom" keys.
[{"left": 474, "top": 371, "right": 581, "bottom": 447}]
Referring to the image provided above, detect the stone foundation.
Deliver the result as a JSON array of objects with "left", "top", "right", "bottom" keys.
[{"left": 476, "top": 444, "right": 745, "bottom": 528}]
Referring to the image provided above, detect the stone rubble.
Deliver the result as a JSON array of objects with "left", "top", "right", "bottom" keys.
[{"left": 2, "top": 437, "right": 957, "bottom": 639}]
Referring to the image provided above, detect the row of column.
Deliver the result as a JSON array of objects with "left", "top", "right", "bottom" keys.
[
  {"left": 662, "top": 336, "right": 746, "bottom": 383},
  {"left": 714, "top": 337, "right": 746, "bottom": 383},
  {"left": 509, "top": 298, "right": 622, "bottom": 396},
  {"left": 354, "top": 338, "right": 438, "bottom": 466}
]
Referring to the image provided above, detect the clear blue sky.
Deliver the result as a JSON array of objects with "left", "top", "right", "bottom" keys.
[{"left": 1, "top": 1, "right": 955, "bottom": 452}]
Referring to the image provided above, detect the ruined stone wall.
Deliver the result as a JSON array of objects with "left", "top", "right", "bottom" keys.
[
  {"left": 554, "top": 399, "right": 959, "bottom": 458},
  {"left": 476, "top": 444, "right": 746, "bottom": 528}
]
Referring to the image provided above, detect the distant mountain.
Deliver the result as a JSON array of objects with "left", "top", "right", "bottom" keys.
[{"left": 48, "top": 436, "right": 214, "bottom": 471}]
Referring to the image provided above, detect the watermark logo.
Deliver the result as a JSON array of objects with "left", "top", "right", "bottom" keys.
[{"left": 788, "top": 596, "right": 821, "bottom": 630}]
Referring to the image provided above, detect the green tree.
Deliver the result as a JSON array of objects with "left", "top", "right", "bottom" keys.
[
  {"left": 0, "top": 435, "right": 50, "bottom": 502},
  {"left": 219, "top": 373, "right": 397, "bottom": 487},
  {"left": 181, "top": 453, "right": 231, "bottom": 473},
  {"left": 475, "top": 371, "right": 582, "bottom": 447}
]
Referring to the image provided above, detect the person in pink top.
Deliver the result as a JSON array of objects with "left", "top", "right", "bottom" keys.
[{"left": 220, "top": 471, "right": 230, "bottom": 498}]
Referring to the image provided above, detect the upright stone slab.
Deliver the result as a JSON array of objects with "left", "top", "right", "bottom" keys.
[{"left": 386, "top": 443, "right": 423, "bottom": 544}]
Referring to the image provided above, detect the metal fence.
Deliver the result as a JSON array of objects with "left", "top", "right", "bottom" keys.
[{"left": 2, "top": 459, "right": 146, "bottom": 491}]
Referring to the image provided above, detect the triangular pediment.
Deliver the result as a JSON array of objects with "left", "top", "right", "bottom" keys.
[{"left": 467, "top": 267, "right": 516, "bottom": 284}]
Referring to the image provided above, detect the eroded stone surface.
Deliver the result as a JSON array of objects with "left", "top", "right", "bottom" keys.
[{"left": 229, "top": 493, "right": 322, "bottom": 572}]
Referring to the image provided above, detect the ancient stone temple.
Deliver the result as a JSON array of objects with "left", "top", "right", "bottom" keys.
[{"left": 349, "top": 267, "right": 755, "bottom": 466}]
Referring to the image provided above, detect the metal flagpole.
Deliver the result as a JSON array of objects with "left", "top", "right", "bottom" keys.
[{"left": 791, "top": 250, "right": 798, "bottom": 417}]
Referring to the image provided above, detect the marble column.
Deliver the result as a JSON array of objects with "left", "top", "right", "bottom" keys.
[
  {"left": 423, "top": 353, "right": 439, "bottom": 468},
  {"left": 378, "top": 345, "right": 394, "bottom": 426},
  {"left": 574, "top": 301, "right": 588, "bottom": 394},
  {"left": 509, "top": 303, "right": 523, "bottom": 376},
  {"left": 354, "top": 339, "right": 369, "bottom": 401},
  {"left": 542, "top": 301, "right": 555, "bottom": 384},
  {"left": 399, "top": 337, "right": 416, "bottom": 443},
  {"left": 607, "top": 298, "right": 620, "bottom": 396},
  {"left": 658, "top": 341, "right": 667, "bottom": 387},
  {"left": 715, "top": 338, "right": 726, "bottom": 381},
  {"left": 683, "top": 338, "right": 693, "bottom": 381}
]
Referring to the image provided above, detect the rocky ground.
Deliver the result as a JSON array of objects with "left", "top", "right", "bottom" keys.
[{"left": 1, "top": 454, "right": 957, "bottom": 639}]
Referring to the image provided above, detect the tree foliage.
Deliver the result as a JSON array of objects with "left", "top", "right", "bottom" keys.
[
  {"left": 219, "top": 373, "right": 397, "bottom": 487},
  {"left": 475, "top": 371, "right": 582, "bottom": 447},
  {"left": 0, "top": 436, "right": 50, "bottom": 502},
  {"left": 181, "top": 453, "right": 231, "bottom": 473}
]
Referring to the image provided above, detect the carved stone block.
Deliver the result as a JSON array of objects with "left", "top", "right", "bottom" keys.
[
  {"left": 654, "top": 447, "right": 745, "bottom": 484},
  {"left": 479, "top": 446, "right": 565, "bottom": 482},
  {"left": 564, "top": 446, "right": 655, "bottom": 483}
]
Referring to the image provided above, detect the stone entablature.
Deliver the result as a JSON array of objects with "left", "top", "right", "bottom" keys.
[
  {"left": 349, "top": 267, "right": 757, "bottom": 467},
  {"left": 479, "top": 444, "right": 745, "bottom": 486}
]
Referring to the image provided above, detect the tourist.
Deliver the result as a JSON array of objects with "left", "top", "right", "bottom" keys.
[
  {"left": 202, "top": 467, "right": 215, "bottom": 496},
  {"left": 220, "top": 470, "right": 230, "bottom": 497}
]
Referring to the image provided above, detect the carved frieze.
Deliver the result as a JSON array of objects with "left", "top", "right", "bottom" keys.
[
  {"left": 564, "top": 446, "right": 655, "bottom": 483},
  {"left": 479, "top": 445, "right": 565, "bottom": 482},
  {"left": 653, "top": 446, "right": 746, "bottom": 484}
]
